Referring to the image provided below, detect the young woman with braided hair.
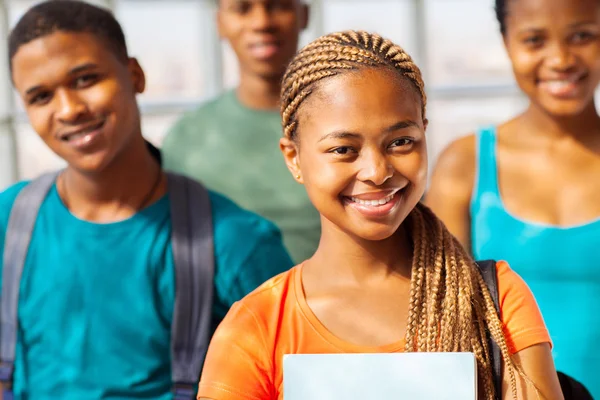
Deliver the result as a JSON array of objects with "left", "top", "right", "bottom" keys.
[
  {"left": 427, "top": 0, "right": 600, "bottom": 397},
  {"left": 197, "top": 31, "right": 563, "bottom": 400}
]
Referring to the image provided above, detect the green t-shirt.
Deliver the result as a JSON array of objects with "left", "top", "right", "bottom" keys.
[{"left": 163, "top": 90, "right": 320, "bottom": 263}]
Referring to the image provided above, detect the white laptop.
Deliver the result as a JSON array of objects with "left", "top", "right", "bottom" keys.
[{"left": 283, "top": 352, "right": 477, "bottom": 400}]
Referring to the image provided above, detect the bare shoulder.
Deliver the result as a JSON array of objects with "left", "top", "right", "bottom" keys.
[
  {"left": 432, "top": 134, "right": 477, "bottom": 183},
  {"left": 426, "top": 133, "right": 477, "bottom": 205}
]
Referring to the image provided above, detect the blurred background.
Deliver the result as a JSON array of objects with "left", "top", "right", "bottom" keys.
[{"left": 0, "top": 0, "right": 530, "bottom": 190}]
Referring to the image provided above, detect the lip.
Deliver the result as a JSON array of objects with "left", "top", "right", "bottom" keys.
[
  {"left": 247, "top": 40, "right": 282, "bottom": 60},
  {"left": 343, "top": 189, "right": 405, "bottom": 219},
  {"left": 58, "top": 119, "right": 106, "bottom": 151},
  {"left": 537, "top": 72, "right": 587, "bottom": 99}
]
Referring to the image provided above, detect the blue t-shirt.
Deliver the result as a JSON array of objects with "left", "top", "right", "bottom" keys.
[{"left": 0, "top": 181, "right": 294, "bottom": 399}]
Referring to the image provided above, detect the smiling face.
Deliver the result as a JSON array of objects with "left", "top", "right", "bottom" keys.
[
  {"left": 503, "top": 0, "right": 600, "bottom": 116},
  {"left": 11, "top": 31, "right": 145, "bottom": 173},
  {"left": 280, "top": 68, "right": 428, "bottom": 241},
  {"left": 217, "top": 0, "right": 308, "bottom": 80}
]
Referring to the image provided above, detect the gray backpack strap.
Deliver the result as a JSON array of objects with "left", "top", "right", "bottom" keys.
[
  {"left": 166, "top": 172, "right": 214, "bottom": 400},
  {"left": 1, "top": 171, "right": 60, "bottom": 388},
  {"left": 476, "top": 259, "right": 502, "bottom": 400}
]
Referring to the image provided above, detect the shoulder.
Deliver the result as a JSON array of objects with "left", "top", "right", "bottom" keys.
[
  {"left": 210, "top": 267, "right": 296, "bottom": 343},
  {"left": 425, "top": 134, "right": 477, "bottom": 218},
  {"left": 163, "top": 95, "right": 227, "bottom": 144},
  {"left": 430, "top": 134, "right": 477, "bottom": 185},
  {"left": 165, "top": 94, "right": 229, "bottom": 137},
  {"left": 198, "top": 268, "right": 297, "bottom": 399},
  {"left": 208, "top": 190, "right": 294, "bottom": 298},
  {"left": 208, "top": 190, "right": 283, "bottom": 242},
  {"left": 236, "top": 267, "right": 297, "bottom": 314},
  {"left": 0, "top": 181, "right": 31, "bottom": 228},
  {"left": 495, "top": 261, "right": 551, "bottom": 354}
]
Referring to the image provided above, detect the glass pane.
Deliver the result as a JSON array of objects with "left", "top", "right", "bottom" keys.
[
  {"left": 14, "top": 120, "right": 65, "bottom": 181},
  {"left": 0, "top": 123, "right": 18, "bottom": 190},
  {"left": 115, "top": 1, "right": 213, "bottom": 101},
  {"left": 426, "top": 94, "right": 529, "bottom": 170},
  {"left": 140, "top": 113, "right": 182, "bottom": 147},
  {"left": 322, "top": 0, "right": 417, "bottom": 60},
  {"left": 13, "top": 112, "right": 182, "bottom": 181},
  {"left": 425, "top": 0, "right": 514, "bottom": 87}
]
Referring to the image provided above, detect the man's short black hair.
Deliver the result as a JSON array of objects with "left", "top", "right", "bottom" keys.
[{"left": 8, "top": 0, "right": 128, "bottom": 71}]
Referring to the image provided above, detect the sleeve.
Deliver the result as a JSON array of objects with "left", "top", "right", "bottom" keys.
[
  {"left": 225, "top": 220, "right": 294, "bottom": 306},
  {"left": 496, "top": 260, "right": 552, "bottom": 354},
  {"left": 197, "top": 302, "right": 274, "bottom": 400}
]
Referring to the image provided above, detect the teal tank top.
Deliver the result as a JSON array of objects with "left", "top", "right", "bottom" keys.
[{"left": 471, "top": 126, "right": 600, "bottom": 398}]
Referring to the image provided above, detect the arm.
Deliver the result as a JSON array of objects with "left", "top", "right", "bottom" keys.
[
  {"left": 225, "top": 223, "right": 294, "bottom": 305},
  {"left": 503, "top": 343, "right": 563, "bottom": 399},
  {"left": 424, "top": 135, "right": 476, "bottom": 251},
  {"left": 496, "top": 261, "right": 563, "bottom": 399},
  {"left": 197, "top": 302, "right": 273, "bottom": 400}
]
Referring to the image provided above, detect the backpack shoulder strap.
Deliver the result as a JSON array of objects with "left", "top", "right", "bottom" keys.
[
  {"left": 475, "top": 259, "right": 502, "bottom": 400},
  {"left": 1, "top": 171, "right": 60, "bottom": 387},
  {"left": 166, "top": 172, "right": 214, "bottom": 399}
]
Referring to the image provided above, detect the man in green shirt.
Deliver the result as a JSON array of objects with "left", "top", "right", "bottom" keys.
[{"left": 162, "top": 0, "right": 320, "bottom": 263}]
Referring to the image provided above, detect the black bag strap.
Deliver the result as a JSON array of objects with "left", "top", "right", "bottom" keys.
[
  {"left": 476, "top": 259, "right": 502, "bottom": 400},
  {"left": 167, "top": 172, "right": 214, "bottom": 399},
  {"left": 1, "top": 171, "right": 60, "bottom": 389}
]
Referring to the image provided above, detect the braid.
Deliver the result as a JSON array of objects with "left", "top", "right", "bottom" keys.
[
  {"left": 281, "top": 30, "right": 426, "bottom": 141},
  {"left": 404, "top": 204, "right": 522, "bottom": 399},
  {"left": 280, "top": 30, "right": 528, "bottom": 399}
]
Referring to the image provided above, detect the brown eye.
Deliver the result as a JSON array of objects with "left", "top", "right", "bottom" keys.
[
  {"left": 332, "top": 146, "right": 353, "bottom": 155},
  {"left": 571, "top": 31, "right": 595, "bottom": 44},
  {"left": 74, "top": 74, "right": 99, "bottom": 88},
  {"left": 389, "top": 138, "right": 413, "bottom": 148},
  {"left": 523, "top": 35, "right": 544, "bottom": 48},
  {"left": 29, "top": 91, "right": 52, "bottom": 106}
]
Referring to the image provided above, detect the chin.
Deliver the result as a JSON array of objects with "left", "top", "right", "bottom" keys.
[
  {"left": 531, "top": 93, "right": 595, "bottom": 117},
  {"left": 347, "top": 223, "right": 400, "bottom": 242}
]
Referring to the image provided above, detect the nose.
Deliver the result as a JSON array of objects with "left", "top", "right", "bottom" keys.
[
  {"left": 356, "top": 149, "right": 393, "bottom": 186},
  {"left": 55, "top": 88, "right": 87, "bottom": 123},
  {"left": 546, "top": 42, "right": 576, "bottom": 71},
  {"left": 249, "top": 5, "right": 274, "bottom": 31}
]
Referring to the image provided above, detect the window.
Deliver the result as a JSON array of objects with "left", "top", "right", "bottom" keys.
[{"left": 0, "top": 0, "right": 532, "bottom": 190}]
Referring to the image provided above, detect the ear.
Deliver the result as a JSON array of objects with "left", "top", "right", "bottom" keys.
[
  {"left": 128, "top": 58, "right": 146, "bottom": 94},
  {"left": 423, "top": 118, "right": 429, "bottom": 132},
  {"left": 299, "top": 3, "right": 310, "bottom": 31},
  {"left": 279, "top": 137, "right": 303, "bottom": 184}
]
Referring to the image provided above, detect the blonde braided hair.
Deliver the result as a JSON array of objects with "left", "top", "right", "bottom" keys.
[{"left": 280, "top": 30, "right": 519, "bottom": 400}]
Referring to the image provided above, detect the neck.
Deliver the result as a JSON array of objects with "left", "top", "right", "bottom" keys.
[
  {"left": 309, "top": 219, "right": 413, "bottom": 284},
  {"left": 519, "top": 101, "right": 600, "bottom": 143},
  {"left": 60, "top": 135, "right": 164, "bottom": 222},
  {"left": 236, "top": 70, "right": 282, "bottom": 110}
]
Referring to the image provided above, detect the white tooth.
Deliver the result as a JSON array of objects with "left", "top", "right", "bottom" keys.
[{"left": 378, "top": 198, "right": 387, "bottom": 205}]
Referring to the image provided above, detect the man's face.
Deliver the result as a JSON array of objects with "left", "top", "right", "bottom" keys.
[
  {"left": 218, "top": 0, "right": 309, "bottom": 80},
  {"left": 12, "top": 31, "right": 145, "bottom": 173}
]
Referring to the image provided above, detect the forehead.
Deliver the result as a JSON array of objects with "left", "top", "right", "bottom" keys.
[
  {"left": 12, "top": 31, "right": 120, "bottom": 91},
  {"left": 220, "top": 0, "right": 297, "bottom": 7},
  {"left": 506, "top": 0, "right": 600, "bottom": 30},
  {"left": 298, "top": 68, "right": 423, "bottom": 135}
]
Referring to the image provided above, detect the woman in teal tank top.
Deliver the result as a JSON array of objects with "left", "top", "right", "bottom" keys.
[{"left": 427, "top": 0, "right": 600, "bottom": 397}]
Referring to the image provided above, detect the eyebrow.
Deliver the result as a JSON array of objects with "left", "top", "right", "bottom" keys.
[
  {"left": 25, "top": 63, "right": 99, "bottom": 95},
  {"left": 519, "top": 20, "right": 598, "bottom": 34},
  {"left": 569, "top": 21, "right": 599, "bottom": 29},
  {"left": 317, "top": 120, "right": 419, "bottom": 143}
]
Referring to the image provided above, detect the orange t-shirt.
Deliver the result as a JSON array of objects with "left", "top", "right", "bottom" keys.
[{"left": 197, "top": 261, "right": 550, "bottom": 400}]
